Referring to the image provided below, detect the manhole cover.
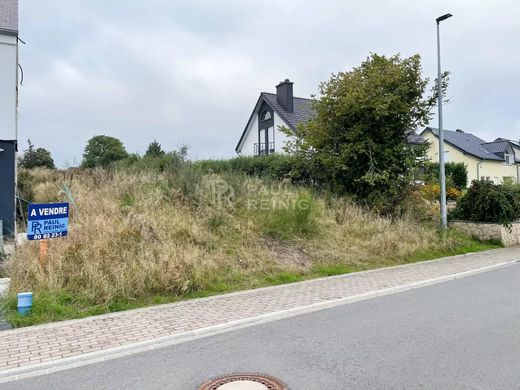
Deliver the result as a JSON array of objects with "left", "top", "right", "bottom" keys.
[{"left": 198, "top": 373, "right": 287, "bottom": 390}]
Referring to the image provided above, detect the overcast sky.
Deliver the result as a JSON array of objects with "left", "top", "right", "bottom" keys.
[{"left": 17, "top": 0, "right": 520, "bottom": 166}]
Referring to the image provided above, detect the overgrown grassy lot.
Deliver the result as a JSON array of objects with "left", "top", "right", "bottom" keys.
[{"left": 1, "top": 165, "right": 500, "bottom": 327}]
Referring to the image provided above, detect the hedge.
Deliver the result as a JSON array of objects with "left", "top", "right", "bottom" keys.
[{"left": 449, "top": 180, "right": 520, "bottom": 226}]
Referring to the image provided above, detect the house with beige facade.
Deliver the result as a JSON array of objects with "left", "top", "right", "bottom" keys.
[{"left": 421, "top": 127, "right": 520, "bottom": 185}]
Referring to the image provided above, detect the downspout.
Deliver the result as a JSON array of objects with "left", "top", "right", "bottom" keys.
[
  {"left": 477, "top": 161, "right": 483, "bottom": 183},
  {"left": 517, "top": 163, "right": 520, "bottom": 183}
]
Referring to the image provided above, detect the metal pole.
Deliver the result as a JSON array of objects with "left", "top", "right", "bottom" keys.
[{"left": 437, "top": 20, "right": 448, "bottom": 230}]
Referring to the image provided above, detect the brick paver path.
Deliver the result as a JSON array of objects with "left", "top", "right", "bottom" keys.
[{"left": 0, "top": 247, "right": 519, "bottom": 374}]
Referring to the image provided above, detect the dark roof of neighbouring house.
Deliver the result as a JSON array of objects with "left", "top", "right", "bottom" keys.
[
  {"left": 481, "top": 140, "right": 509, "bottom": 154},
  {"left": 495, "top": 137, "right": 520, "bottom": 149},
  {"left": 261, "top": 93, "right": 315, "bottom": 132},
  {"left": 422, "top": 127, "right": 503, "bottom": 161},
  {"left": 0, "top": 0, "right": 18, "bottom": 35},
  {"left": 406, "top": 132, "right": 426, "bottom": 145}
]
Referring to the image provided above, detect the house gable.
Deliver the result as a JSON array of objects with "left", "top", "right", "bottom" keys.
[
  {"left": 235, "top": 94, "right": 291, "bottom": 154},
  {"left": 236, "top": 79, "right": 316, "bottom": 155}
]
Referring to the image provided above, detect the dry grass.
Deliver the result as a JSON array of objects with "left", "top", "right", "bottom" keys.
[{"left": 4, "top": 167, "right": 497, "bottom": 325}]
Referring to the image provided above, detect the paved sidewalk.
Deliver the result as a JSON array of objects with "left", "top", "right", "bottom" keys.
[{"left": 0, "top": 247, "right": 519, "bottom": 379}]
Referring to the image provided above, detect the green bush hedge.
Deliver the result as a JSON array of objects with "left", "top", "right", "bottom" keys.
[
  {"left": 422, "top": 162, "right": 468, "bottom": 190},
  {"left": 193, "top": 155, "right": 310, "bottom": 182},
  {"left": 449, "top": 180, "right": 520, "bottom": 225}
]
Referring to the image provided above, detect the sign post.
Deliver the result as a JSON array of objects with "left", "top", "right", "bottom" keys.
[
  {"left": 27, "top": 202, "right": 69, "bottom": 267},
  {"left": 39, "top": 240, "right": 48, "bottom": 267}
]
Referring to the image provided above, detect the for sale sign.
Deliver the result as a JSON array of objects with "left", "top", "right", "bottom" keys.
[{"left": 27, "top": 203, "right": 69, "bottom": 240}]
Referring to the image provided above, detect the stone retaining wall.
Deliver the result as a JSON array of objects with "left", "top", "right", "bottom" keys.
[{"left": 450, "top": 221, "right": 520, "bottom": 246}]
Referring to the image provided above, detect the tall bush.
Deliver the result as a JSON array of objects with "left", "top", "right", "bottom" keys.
[{"left": 284, "top": 53, "right": 448, "bottom": 211}]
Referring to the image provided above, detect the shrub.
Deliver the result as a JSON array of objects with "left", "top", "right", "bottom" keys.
[
  {"left": 421, "top": 183, "right": 462, "bottom": 202},
  {"left": 421, "top": 183, "right": 440, "bottom": 202},
  {"left": 423, "top": 162, "right": 468, "bottom": 190},
  {"left": 446, "top": 187, "right": 462, "bottom": 201},
  {"left": 449, "top": 180, "right": 520, "bottom": 225},
  {"left": 193, "top": 154, "right": 305, "bottom": 182}
]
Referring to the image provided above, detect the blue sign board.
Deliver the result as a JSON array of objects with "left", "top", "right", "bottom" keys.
[{"left": 27, "top": 202, "right": 69, "bottom": 240}]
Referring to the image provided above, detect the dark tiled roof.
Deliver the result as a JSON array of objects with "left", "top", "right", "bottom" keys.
[
  {"left": 424, "top": 127, "right": 502, "bottom": 161},
  {"left": 481, "top": 140, "right": 508, "bottom": 154},
  {"left": 407, "top": 133, "right": 426, "bottom": 145},
  {"left": 0, "top": 0, "right": 18, "bottom": 35},
  {"left": 495, "top": 137, "right": 520, "bottom": 149},
  {"left": 261, "top": 93, "right": 315, "bottom": 132}
]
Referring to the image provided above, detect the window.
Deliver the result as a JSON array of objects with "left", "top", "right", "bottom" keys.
[
  {"left": 260, "top": 111, "right": 272, "bottom": 121},
  {"left": 505, "top": 153, "right": 514, "bottom": 165}
]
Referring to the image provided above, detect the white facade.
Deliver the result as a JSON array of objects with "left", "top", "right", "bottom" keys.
[
  {"left": 0, "top": 32, "right": 17, "bottom": 140},
  {"left": 237, "top": 111, "right": 292, "bottom": 156}
]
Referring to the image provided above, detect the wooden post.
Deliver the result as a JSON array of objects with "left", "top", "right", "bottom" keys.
[{"left": 39, "top": 239, "right": 48, "bottom": 268}]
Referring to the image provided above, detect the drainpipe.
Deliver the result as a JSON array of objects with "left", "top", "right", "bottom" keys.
[
  {"left": 517, "top": 164, "right": 520, "bottom": 183},
  {"left": 477, "top": 161, "right": 483, "bottom": 183}
]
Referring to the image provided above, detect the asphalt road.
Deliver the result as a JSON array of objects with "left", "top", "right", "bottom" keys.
[{"left": 5, "top": 263, "right": 520, "bottom": 389}]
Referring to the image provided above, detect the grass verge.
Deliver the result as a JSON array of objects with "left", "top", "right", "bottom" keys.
[
  {"left": 2, "top": 168, "right": 502, "bottom": 327},
  {"left": 2, "top": 235, "right": 500, "bottom": 328}
]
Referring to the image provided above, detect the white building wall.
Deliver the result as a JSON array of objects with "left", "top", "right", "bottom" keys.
[
  {"left": 272, "top": 112, "right": 291, "bottom": 154},
  {"left": 239, "top": 115, "right": 259, "bottom": 156},
  {"left": 0, "top": 33, "right": 17, "bottom": 140}
]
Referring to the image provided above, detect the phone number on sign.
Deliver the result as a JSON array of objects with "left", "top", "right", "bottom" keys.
[{"left": 32, "top": 232, "right": 65, "bottom": 240}]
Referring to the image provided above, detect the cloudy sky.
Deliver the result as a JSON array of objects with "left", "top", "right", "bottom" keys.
[{"left": 17, "top": 0, "right": 520, "bottom": 166}]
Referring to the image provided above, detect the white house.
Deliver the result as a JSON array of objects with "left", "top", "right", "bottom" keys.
[
  {"left": 0, "top": 0, "right": 18, "bottom": 240},
  {"left": 235, "top": 79, "right": 315, "bottom": 156},
  {"left": 235, "top": 79, "right": 426, "bottom": 156}
]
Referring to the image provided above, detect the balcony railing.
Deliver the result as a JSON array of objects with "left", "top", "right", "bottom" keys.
[{"left": 254, "top": 142, "right": 275, "bottom": 156}]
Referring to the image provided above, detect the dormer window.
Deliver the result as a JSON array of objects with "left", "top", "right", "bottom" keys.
[
  {"left": 505, "top": 153, "right": 514, "bottom": 165},
  {"left": 260, "top": 111, "right": 272, "bottom": 121}
]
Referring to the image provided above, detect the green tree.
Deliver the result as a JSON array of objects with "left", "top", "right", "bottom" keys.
[
  {"left": 82, "top": 135, "right": 128, "bottom": 168},
  {"left": 19, "top": 139, "right": 56, "bottom": 169},
  {"left": 144, "top": 139, "right": 165, "bottom": 158},
  {"left": 286, "top": 53, "right": 447, "bottom": 209}
]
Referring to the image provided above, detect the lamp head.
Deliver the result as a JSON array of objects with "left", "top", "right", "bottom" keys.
[{"left": 436, "top": 13, "right": 453, "bottom": 23}]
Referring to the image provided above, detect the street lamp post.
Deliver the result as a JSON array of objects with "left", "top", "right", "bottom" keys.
[{"left": 436, "top": 13, "right": 452, "bottom": 230}]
